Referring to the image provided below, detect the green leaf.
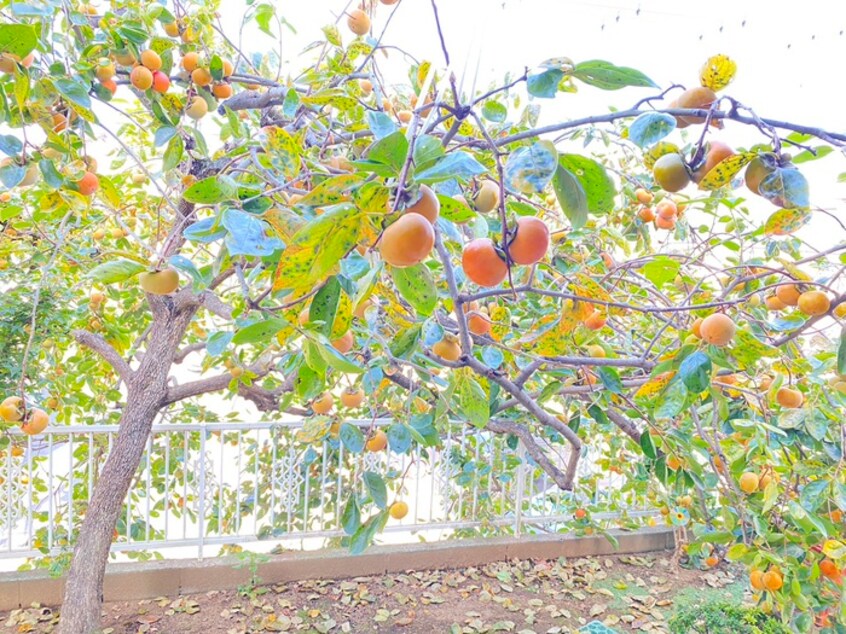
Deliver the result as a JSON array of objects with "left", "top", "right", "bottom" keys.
[
  {"left": 597, "top": 367, "right": 623, "bottom": 394},
  {"left": 162, "top": 134, "right": 183, "bottom": 171},
  {"left": 38, "top": 160, "right": 64, "bottom": 189},
  {"left": 339, "top": 423, "right": 365, "bottom": 453},
  {"left": 552, "top": 165, "right": 587, "bottom": 229},
  {"left": 363, "top": 471, "right": 388, "bottom": 509},
  {"left": 341, "top": 495, "right": 360, "bottom": 536},
  {"left": 792, "top": 146, "right": 833, "bottom": 164},
  {"left": 654, "top": 379, "right": 687, "bottom": 419},
  {"left": 639, "top": 432, "right": 656, "bottom": 459},
  {"left": 184, "top": 175, "right": 239, "bottom": 204},
  {"left": 504, "top": 141, "right": 558, "bottom": 194},
  {"left": 679, "top": 351, "right": 712, "bottom": 393},
  {"left": 0, "top": 134, "right": 22, "bottom": 156},
  {"left": 254, "top": 3, "right": 276, "bottom": 37},
  {"left": 628, "top": 112, "right": 676, "bottom": 148},
  {"left": 839, "top": 327, "right": 846, "bottom": 376},
  {"left": 573, "top": 59, "right": 658, "bottom": 90},
  {"left": 0, "top": 162, "right": 24, "bottom": 188},
  {"left": 641, "top": 256, "right": 681, "bottom": 290},
  {"left": 206, "top": 331, "right": 233, "bottom": 357},
  {"left": 154, "top": 126, "right": 177, "bottom": 147},
  {"left": 390, "top": 324, "right": 421, "bottom": 359},
  {"left": 0, "top": 24, "right": 37, "bottom": 58},
  {"left": 53, "top": 77, "right": 92, "bottom": 109},
  {"left": 309, "top": 277, "right": 341, "bottom": 338},
  {"left": 725, "top": 543, "right": 747, "bottom": 561},
  {"left": 367, "top": 130, "right": 408, "bottom": 174},
  {"left": 527, "top": 68, "right": 564, "bottom": 98},
  {"left": 232, "top": 318, "right": 287, "bottom": 345},
  {"left": 415, "top": 152, "right": 486, "bottom": 183},
  {"left": 481, "top": 101, "right": 507, "bottom": 122},
  {"left": 85, "top": 259, "right": 146, "bottom": 284},
  {"left": 759, "top": 168, "right": 810, "bottom": 209},
  {"left": 412, "top": 135, "right": 445, "bottom": 170},
  {"left": 367, "top": 111, "right": 398, "bottom": 140},
  {"left": 349, "top": 510, "right": 388, "bottom": 555},
  {"left": 387, "top": 423, "right": 413, "bottom": 454},
  {"left": 587, "top": 404, "right": 609, "bottom": 426},
  {"left": 315, "top": 340, "right": 363, "bottom": 374},
  {"left": 557, "top": 154, "right": 616, "bottom": 214},
  {"left": 391, "top": 264, "right": 438, "bottom": 316},
  {"left": 800, "top": 480, "right": 829, "bottom": 513},
  {"left": 437, "top": 194, "right": 475, "bottom": 223},
  {"left": 222, "top": 209, "right": 284, "bottom": 257},
  {"left": 453, "top": 371, "right": 489, "bottom": 427}
]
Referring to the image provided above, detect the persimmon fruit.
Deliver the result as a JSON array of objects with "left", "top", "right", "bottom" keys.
[
  {"left": 653, "top": 153, "right": 690, "bottom": 192},
  {"left": 797, "top": 290, "right": 830, "bottom": 316},
  {"left": 404, "top": 184, "right": 439, "bottom": 224},
  {"left": 379, "top": 213, "right": 435, "bottom": 268},
  {"left": 462, "top": 238, "right": 508, "bottom": 287},
  {"left": 508, "top": 216, "right": 549, "bottom": 265},
  {"left": 139, "top": 268, "right": 179, "bottom": 295},
  {"left": 699, "top": 313, "right": 736, "bottom": 346}
]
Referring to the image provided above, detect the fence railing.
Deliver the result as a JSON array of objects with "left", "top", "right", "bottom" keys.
[{"left": 1, "top": 419, "right": 654, "bottom": 565}]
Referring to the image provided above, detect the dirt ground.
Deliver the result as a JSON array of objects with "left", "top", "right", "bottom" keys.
[{"left": 2, "top": 552, "right": 745, "bottom": 634}]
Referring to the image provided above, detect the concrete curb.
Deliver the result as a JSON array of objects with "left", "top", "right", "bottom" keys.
[{"left": 0, "top": 528, "right": 674, "bottom": 611}]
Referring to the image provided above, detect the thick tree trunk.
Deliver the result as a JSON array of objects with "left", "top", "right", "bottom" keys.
[
  {"left": 55, "top": 394, "right": 163, "bottom": 633},
  {"left": 58, "top": 297, "right": 195, "bottom": 634}
]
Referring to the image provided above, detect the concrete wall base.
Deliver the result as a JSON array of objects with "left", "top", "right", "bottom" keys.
[{"left": 0, "top": 528, "right": 674, "bottom": 612}]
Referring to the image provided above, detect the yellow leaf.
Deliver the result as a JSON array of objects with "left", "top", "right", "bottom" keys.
[
  {"left": 489, "top": 305, "right": 512, "bottom": 342},
  {"left": 635, "top": 371, "right": 676, "bottom": 401},
  {"left": 698, "top": 152, "right": 755, "bottom": 191},
  {"left": 643, "top": 142, "right": 680, "bottom": 170},
  {"left": 823, "top": 539, "right": 846, "bottom": 561},
  {"left": 263, "top": 206, "right": 306, "bottom": 241},
  {"left": 699, "top": 54, "right": 737, "bottom": 92},
  {"left": 330, "top": 290, "right": 353, "bottom": 340},
  {"left": 299, "top": 174, "right": 363, "bottom": 207},
  {"left": 296, "top": 416, "right": 333, "bottom": 443},
  {"left": 777, "top": 260, "right": 812, "bottom": 282},
  {"left": 260, "top": 127, "right": 302, "bottom": 181},
  {"left": 764, "top": 208, "right": 811, "bottom": 236}
]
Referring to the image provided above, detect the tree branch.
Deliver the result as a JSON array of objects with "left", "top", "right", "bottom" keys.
[
  {"left": 487, "top": 418, "right": 571, "bottom": 491},
  {"left": 74, "top": 329, "right": 133, "bottom": 384}
]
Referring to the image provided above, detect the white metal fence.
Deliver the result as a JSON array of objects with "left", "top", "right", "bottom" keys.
[{"left": 0, "top": 419, "right": 653, "bottom": 566}]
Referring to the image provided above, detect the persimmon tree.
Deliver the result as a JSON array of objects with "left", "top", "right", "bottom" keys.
[{"left": 0, "top": 1, "right": 845, "bottom": 632}]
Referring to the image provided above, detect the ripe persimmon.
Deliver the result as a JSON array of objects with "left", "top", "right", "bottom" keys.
[
  {"left": 765, "top": 295, "right": 786, "bottom": 311},
  {"left": 762, "top": 569, "right": 783, "bottom": 592},
  {"left": 212, "top": 83, "right": 232, "bottom": 99},
  {"left": 739, "top": 472, "right": 759, "bottom": 494},
  {"left": 379, "top": 213, "right": 435, "bottom": 268},
  {"left": 433, "top": 335, "right": 462, "bottom": 362},
  {"left": 698, "top": 313, "right": 735, "bottom": 346},
  {"left": 76, "top": 171, "right": 99, "bottom": 196},
  {"left": 181, "top": 52, "right": 200, "bottom": 72},
  {"left": 389, "top": 501, "right": 408, "bottom": 519},
  {"left": 654, "top": 214, "right": 676, "bottom": 230},
  {"left": 797, "top": 290, "right": 830, "bottom": 316},
  {"left": 675, "top": 86, "right": 717, "bottom": 125},
  {"left": 396, "top": 109, "right": 413, "bottom": 124},
  {"left": 750, "top": 569, "right": 765, "bottom": 591},
  {"left": 191, "top": 67, "right": 212, "bottom": 87},
  {"left": 140, "top": 49, "right": 162, "bottom": 71},
  {"left": 583, "top": 311, "right": 606, "bottom": 331},
  {"left": 404, "top": 184, "right": 439, "bottom": 224},
  {"left": 151, "top": 70, "right": 170, "bottom": 94},
  {"left": 820, "top": 559, "right": 840, "bottom": 579},
  {"left": 21, "top": 408, "right": 49, "bottom": 435},
  {"left": 129, "top": 65, "right": 153, "bottom": 90},
  {"left": 0, "top": 396, "right": 24, "bottom": 422},
  {"left": 691, "top": 317, "right": 703, "bottom": 338},
  {"left": 508, "top": 216, "right": 549, "bottom": 265},
  {"left": 332, "top": 331, "right": 354, "bottom": 354},
  {"left": 312, "top": 392, "right": 334, "bottom": 415},
  {"left": 638, "top": 206, "right": 655, "bottom": 222},
  {"left": 774, "top": 283, "right": 801, "bottom": 307},
  {"left": 467, "top": 312, "right": 492, "bottom": 336},
  {"left": 692, "top": 141, "right": 734, "bottom": 183},
  {"left": 776, "top": 387, "right": 803, "bottom": 409},
  {"left": 347, "top": 9, "right": 371, "bottom": 35},
  {"left": 656, "top": 199, "right": 677, "bottom": 220},
  {"left": 366, "top": 429, "right": 388, "bottom": 452},
  {"left": 340, "top": 388, "right": 364, "bottom": 408},
  {"left": 635, "top": 188, "right": 653, "bottom": 204},
  {"left": 462, "top": 238, "right": 508, "bottom": 287}
]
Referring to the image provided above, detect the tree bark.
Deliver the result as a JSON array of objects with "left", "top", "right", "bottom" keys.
[{"left": 58, "top": 297, "right": 196, "bottom": 634}]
